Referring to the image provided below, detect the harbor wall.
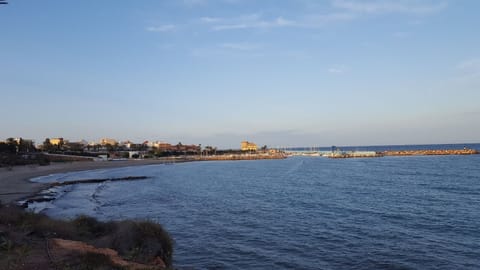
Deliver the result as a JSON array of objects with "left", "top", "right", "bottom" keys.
[{"left": 383, "top": 149, "right": 478, "bottom": 156}]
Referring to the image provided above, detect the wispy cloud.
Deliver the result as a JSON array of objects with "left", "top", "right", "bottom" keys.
[
  {"left": 182, "top": 0, "right": 207, "bottom": 7},
  {"left": 208, "top": 12, "right": 355, "bottom": 32},
  {"left": 146, "top": 24, "right": 176, "bottom": 32},
  {"left": 211, "top": 14, "right": 296, "bottom": 31},
  {"left": 332, "top": 0, "right": 448, "bottom": 14},
  {"left": 392, "top": 31, "right": 410, "bottom": 38},
  {"left": 457, "top": 58, "right": 480, "bottom": 73},
  {"left": 456, "top": 58, "right": 480, "bottom": 81},
  {"left": 213, "top": 24, "right": 249, "bottom": 31},
  {"left": 328, "top": 65, "right": 349, "bottom": 74},
  {"left": 301, "top": 12, "right": 355, "bottom": 27},
  {"left": 157, "top": 1, "right": 447, "bottom": 34},
  {"left": 450, "top": 58, "right": 480, "bottom": 86},
  {"left": 157, "top": 43, "right": 175, "bottom": 50},
  {"left": 200, "top": 16, "right": 222, "bottom": 23},
  {"left": 222, "top": 0, "right": 242, "bottom": 4},
  {"left": 219, "top": 42, "right": 262, "bottom": 51}
]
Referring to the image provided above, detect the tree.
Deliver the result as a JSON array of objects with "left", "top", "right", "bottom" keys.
[
  {"left": 105, "top": 143, "right": 115, "bottom": 152},
  {"left": 176, "top": 142, "right": 183, "bottom": 154},
  {"left": 17, "top": 138, "right": 35, "bottom": 152},
  {"left": 6, "top": 138, "right": 18, "bottom": 153},
  {"left": 56, "top": 139, "right": 64, "bottom": 151},
  {"left": 93, "top": 144, "right": 102, "bottom": 152},
  {"left": 67, "top": 142, "right": 84, "bottom": 152},
  {"left": 43, "top": 138, "right": 53, "bottom": 152},
  {"left": 0, "top": 142, "right": 15, "bottom": 153},
  {"left": 203, "top": 146, "right": 211, "bottom": 156}
]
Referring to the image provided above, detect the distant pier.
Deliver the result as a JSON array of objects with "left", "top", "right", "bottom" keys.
[
  {"left": 327, "top": 151, "right": 383, "bottom": 158},
  {"left": 328, "top": 148, "right": 478, "bottom": 158},
  {"left": 287, "top": 148, "right": 478, "bottom": 159},
  {"left": 194, "top": 153, "right": 287, "bottom": 161},
  {"left": 383, "top": 149, "right": 478, "bottom": 156}
]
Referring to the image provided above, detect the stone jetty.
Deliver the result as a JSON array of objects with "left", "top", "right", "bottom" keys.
[
  {"left": 383, "top": 149, "right": 478, "bottom": 156},
  {"left": 327, "top": 151, "right": 384, "bottom": 158},
  {"left": 326, "top": 148, "right": 478, "bottom": 159}
]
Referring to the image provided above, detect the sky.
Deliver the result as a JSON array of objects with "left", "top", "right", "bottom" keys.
[{"left": 1, "top": 0, "right": 479, "bottom": 148}]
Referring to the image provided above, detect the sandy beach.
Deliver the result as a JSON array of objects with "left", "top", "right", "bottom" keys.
[{"left": 0, "top": 160, "right": 174, "bottom": 204}]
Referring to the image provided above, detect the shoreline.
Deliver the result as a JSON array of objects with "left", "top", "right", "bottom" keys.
[
  {"left": 0, "top": 159, "right": 181, "bottom": 204},
  {"left": 1, "top": 149, "right": 474, "bottom": 204},
  {"left": 0, "top": 154, "right": 287, "bottom": 205}
]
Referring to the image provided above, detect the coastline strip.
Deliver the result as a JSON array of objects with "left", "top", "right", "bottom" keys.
[
  {"left": 0, "top": 159, "right": 175, "bottom": 204},
  {"left": 49, "top": 176, "right": 149, "bottom": 187},
  {"left": 20, "top": 176, "right": 151, "bottom": 208}
]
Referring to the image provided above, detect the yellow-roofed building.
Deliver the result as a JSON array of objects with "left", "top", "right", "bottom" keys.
[
  {"left": 100, "top": 138, "right": 117, "bottom": 146},
  {"left": 241, "top": 141, "right": 257, "bottom": 151},
  {"left": 50, "top": 138, "right": 64, "bottom": 145}
]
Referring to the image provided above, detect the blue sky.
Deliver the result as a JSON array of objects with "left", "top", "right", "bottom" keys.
[{"left": 1, "top": 0, "right": 479, "bottom": 148}]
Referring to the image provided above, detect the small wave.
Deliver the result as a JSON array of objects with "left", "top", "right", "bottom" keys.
[
  {"left": 285, "top": 159, "right": 305, "bottom": 175},
  {"left": 90, "top": 182, "right": 110, "bottom": 214}
]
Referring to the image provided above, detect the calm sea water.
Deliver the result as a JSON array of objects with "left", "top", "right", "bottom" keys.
[{"left": 32, "top": 147, "right": 480, "bottom": 269}]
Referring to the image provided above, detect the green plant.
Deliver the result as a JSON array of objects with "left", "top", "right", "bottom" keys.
[
  {"left": 100, "top": 220, "right": 174, "bottom": 267},
  {"left": 0, "top": 236, "right": 14, "bottom": 252},
  {"left": 14, "top": 244, "right": 31, "bottom": 261},
  {"left": 0, "top": 206, "right": 174, "bottom": 269},
  {"left": 72, "top": 215, "right": 114, "bottom": 239}
]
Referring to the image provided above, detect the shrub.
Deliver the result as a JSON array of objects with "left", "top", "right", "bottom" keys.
[
  {"left": 0, "top": 205, "right": 174, "bottom": 268},
  {"left": 97, "top": 220, "right": 174, "bottom": 267},
  {"left": 80, "top": 252, "right": 121, "bottom": 269},
  {"left": 72, "top": 215, "right": 115, "bottom": 239}
]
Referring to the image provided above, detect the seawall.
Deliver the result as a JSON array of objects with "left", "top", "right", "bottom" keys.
[{"left": 384, "top": 149, "right": 478, "bottom": 156}]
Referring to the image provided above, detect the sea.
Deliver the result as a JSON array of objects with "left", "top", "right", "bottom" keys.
[{"left": 30, "top": 144, "right": 480, "bottom": 270}]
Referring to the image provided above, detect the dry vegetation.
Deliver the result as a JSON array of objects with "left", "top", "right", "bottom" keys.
[{"left": 0, "top": 203, "right": 173, "bottom": 270}]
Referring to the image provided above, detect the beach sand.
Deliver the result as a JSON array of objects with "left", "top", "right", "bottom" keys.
[{"left": 0, "top": 160, "right": 173, "bottom": 204}]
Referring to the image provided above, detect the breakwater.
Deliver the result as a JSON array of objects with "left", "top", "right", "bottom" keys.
[
  {"left": 328, "top": 151, "right": 383, "bottom": 158},
  {"left": 384, "top": 149, "right": 478, "bottom": 156},
  {"left": 325, "top": 148, "right": 478, "bottom": 158},
  {"left": 195, "top": 153, "right": 287, "bottom": 161}
]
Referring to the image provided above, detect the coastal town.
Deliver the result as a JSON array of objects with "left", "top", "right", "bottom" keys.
[
  {"left": 1, "top": 136, "right": 479, "bottom": 168},
  {"left": 1, "top": 137, "right": 479, "bottom": 269},
  {"left": 2, "top": 0, "right": 480, "bottom": 269},
  {"left": 0, "top": 137, "right": 286, "bottom": 167}
]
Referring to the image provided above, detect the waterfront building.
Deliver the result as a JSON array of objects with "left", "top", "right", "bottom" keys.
[
  {"left": 120, "top": 141, "right": 138, "bottom": 150},
  {"left": 64, "top": 141, "right": 87, "bottom": 151},
  {"left": 49, "top": 138, "right": 64, "bottom": 145},
  {"left": 241, "top": 141, "right": 257, "bottom": 151},
  {"left": 156, "top": 142, "right": 175, "bottom": 151},
  {"left": 100, "top": 138, "right": 117, "bottom": 146}
]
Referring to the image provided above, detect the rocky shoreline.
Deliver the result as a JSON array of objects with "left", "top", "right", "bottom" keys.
[
  {"left": 0, "top": 159, "right": 179, "bottom": 205},
  {"left": 20, "top": 176, "right": 151, "bottom": 209}
]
